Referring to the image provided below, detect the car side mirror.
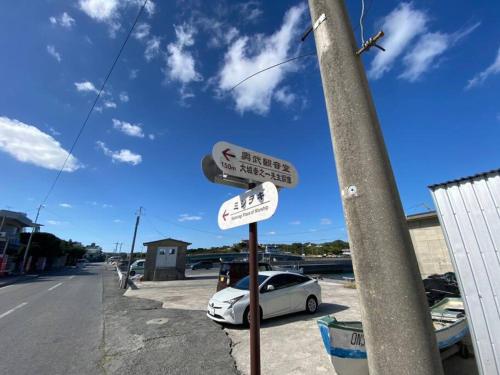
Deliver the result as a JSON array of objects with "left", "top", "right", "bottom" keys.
[{"left": 266, "top": 284, "right": 275, "bottom": 292}]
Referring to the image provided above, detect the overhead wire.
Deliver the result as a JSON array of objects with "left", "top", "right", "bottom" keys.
[
  {"left": 40, "top": 0, "right": 149, "bottom": 206},
  {"left": 228, "top": 52, "right": 317, "bottom": 92},
  {"left": 360, "top": 0, "right": 366, "bottom": 43}
]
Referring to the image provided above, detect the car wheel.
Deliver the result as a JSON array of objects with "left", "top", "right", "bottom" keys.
[
  {"left": 129, "top": 270, "right": 136, "bottom": 276},
  {"left": 306, "top": 296, "right": 318, "bottom": 314},
  {"left": 243, "top": 306, "right": 262, "bottom": 327}
]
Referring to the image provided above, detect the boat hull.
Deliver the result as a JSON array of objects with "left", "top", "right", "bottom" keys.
[{"left": 318, "top": 299, "right": 469, "bottom": 375}]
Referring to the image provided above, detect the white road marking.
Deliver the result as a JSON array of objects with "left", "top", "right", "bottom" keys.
[
  {"left": 68, "top": 276, "right": 75, "bottom": 279},
  {"left": 0, "top": 302, "right": 28, "bottom": 319},
  {"left": 48, "top": 282, "right": 63, "bottom": 291}
]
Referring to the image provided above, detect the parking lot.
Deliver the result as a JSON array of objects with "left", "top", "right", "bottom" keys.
[
  {"left": 125, "top": 271, "right": 477, "bottom": 375},
  {"left": 125, "top": 273, "right": 352, "bottom": 374}
]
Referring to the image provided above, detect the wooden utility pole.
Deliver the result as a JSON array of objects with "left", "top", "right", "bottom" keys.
[
  {"left": 20, "top": 205, "right": 43, "bottom": 274},
  {"left": 307, "top": 0, "right": 444, "bottom": 374},
  {"left": 122, "top": 207, "right": 142, "bottom": 289}
]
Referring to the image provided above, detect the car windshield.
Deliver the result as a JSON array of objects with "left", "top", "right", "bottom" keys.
[{"left": 233, "top": 275, "right": 269, "bottom": 290}]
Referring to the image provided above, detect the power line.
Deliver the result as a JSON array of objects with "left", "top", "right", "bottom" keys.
[
  {"left": 40, "top": 0, "right": 149, "bottom": 206},
  {"left": 228, "top": 52, "right": 317, "bottom": 92}
]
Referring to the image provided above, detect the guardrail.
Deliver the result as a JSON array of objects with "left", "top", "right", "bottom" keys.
[{"left": 116, "top": 266, "right": 124, "bottom": 282}]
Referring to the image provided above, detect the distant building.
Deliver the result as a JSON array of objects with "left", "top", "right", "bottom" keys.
[
  {"left": 85, "top": 243, "right": 103, "bottom": 254},
  {"left": 406, "top": 211, "right": 453, "bottom": 277},
  {"left": 0, "top": 210, "right": 41, "bottom": 275},
  {"left": 341, "top": 249, "right": 351, "bottom": 256},
  {"left": 0, "top": 210, "right": 40, "bottom": 254},
  {"left": 143, "top": 238, "right": 191, "bottom": 281}
]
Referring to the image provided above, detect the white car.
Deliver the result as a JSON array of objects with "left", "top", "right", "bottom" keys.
[{"left": 207, "top": 271, "right": 322, "bottom": 325}]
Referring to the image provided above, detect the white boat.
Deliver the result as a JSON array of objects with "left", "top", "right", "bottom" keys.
[{"left": 317, "top": 298, "right": 469, "bottom": 375}]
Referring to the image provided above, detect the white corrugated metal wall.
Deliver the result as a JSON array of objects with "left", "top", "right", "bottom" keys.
[{"left": 430, "top": 170, "right": 500, "bottom": 375}]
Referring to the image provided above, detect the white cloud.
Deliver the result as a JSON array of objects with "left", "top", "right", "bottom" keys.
[
  {"left": 104, "top": 100, "right": 117, "bottom": 108},
  {"left": 368, "top": 3, "right": 428, "bottom": 80},
  {"left": 78, "top": 0, "right": 155, "bottom": 36},
  {"left": 320, "top": 218, "right": 332, "bottom": 225},
  {"left": 133, "top": 23, "right": 150, "bottom": 40},
  {"left": 165, "top": 24, "right": 202, "bottom": 86},
  {"left": 59, "top": 203, "right": 72, "bottom": 208},
  {"left": 217, "top": 3, "right": 306, "bottom": 114},
  {"left": 178, "top": 214, "right": 202, "bottom": 222},
  {"left": 0, "top": 116, "right": 80, "bottom": 172},
  {"left": 399, "top": 32, "right": 447, "bottom": 82},
  {"left": 466, "top": 45, "right": 500, "bottom": 89},
  {"left": 145, "top": 36, "right": 161, "bottom": 61},
  {"left": 148, "top": 133, "right": 155, "bottom": 140},
  {"left": 119, "top": 92, "right": 129, "bottom": 102},
  {"left": 113, "top": 219, "right": 122, "bottom": 223},
  {"left": 129, "top": 69, "right": 139, "bottom": 79},
  {"left": 75, "top": 81, "right": 98, "bottom": 93},
  {"left": 47, "top": 45, "right": 62, "bottom": 62},
  {"left": 47, "top": 220, "right": 67, "bottom": 225},
  {"left": 267, "top": 231, "right": 276, "bottom": 235},
  {"left": 96, "top": 141, "right": 142, "bottom": 165},
  {"left": 274, "top": 87, "right": 296, "bottom": 106},
  {"left": 201, "top": 19, "right": 240, "bottom": 48},
  {"left": 48, "top": 127, "right": 61, "bottom": 136},
  {"left": 237, "top": 1, "right": 263, "bottom": 23},
  {"left": 400, "top": 22, "right": 480, "bottom": 82},
  {"left": 112, "top": 119, "right": 144, "bottom": 138},
  {"left": 60, "top": 12, "right": 76, "bottom": 28},
  {"left": 79, "top": 0, "right": 119, "bottom": 22},
  {"left": 290, "top": 220, "right": 301, "bottom": 225},
  {"left": 50, "top": 12, "right": 76, "bottom": 28}
]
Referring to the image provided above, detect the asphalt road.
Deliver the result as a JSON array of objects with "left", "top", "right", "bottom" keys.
[
  {"left": 0, "top": 264, "right": 104, "bottom": 375},
  {"left": 0, "top": 264, "right": 237, "bottom": 375}
]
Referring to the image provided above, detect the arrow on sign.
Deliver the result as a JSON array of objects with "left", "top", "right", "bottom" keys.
[
  {"left": 222, "top": 210, "right": 229, "bottom": 221},
  {"left": 222, "top": 148, "right": 236, "bottom": 161}
]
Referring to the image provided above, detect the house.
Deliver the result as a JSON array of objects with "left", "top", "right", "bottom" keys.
[{"left": 0, "top": 210, "right": 40, "bottom": 275}]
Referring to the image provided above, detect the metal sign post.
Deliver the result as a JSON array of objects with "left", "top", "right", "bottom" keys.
[
  {"left": 248, "top": 191, "right": 261, "bottom": 375},
  {"left": 204, "top": 141, "right": 298, "bottom": 375}
]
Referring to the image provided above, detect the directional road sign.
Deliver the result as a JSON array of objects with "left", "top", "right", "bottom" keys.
[
  {"left": 212, "top": 141, "right": 298, "bottom": 188},
  {"left": 218, "top": 182, "right": 278, "bottom": 230}
]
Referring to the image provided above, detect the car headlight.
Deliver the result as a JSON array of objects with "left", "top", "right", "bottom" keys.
[{"left": 224, "top": 295, "right": 244, "bottom": 308}]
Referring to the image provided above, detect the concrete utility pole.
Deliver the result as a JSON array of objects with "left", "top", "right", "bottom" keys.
[
  {"left": 122, "top": 207, "right": 142, "bottom": 289},
  {"left": 20, "top": 205, "right": 43, "bottom": 274},
  {"left": 307, "top": 1, "right": 443, "bottom": 374}
]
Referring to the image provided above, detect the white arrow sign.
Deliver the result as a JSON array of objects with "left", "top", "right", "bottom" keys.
[
  {"left": 212, "top": 141, "right": 298, "bottom": 188},
  {"left": 218, "top": 182, "right": 279, "bottom": 230}
]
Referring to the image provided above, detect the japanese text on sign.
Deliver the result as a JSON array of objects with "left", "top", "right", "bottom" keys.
[{"left": 212, "top": 141, "right": 298, "bottom": 188}]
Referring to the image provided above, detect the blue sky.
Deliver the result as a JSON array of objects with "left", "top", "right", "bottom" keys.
[{"left": 0, "top": 0, "right": 499, "bottom": 251}]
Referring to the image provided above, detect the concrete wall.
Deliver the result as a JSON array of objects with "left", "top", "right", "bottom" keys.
[{"left": 407, "top": 216, "right": 453, "bottom": 278}]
